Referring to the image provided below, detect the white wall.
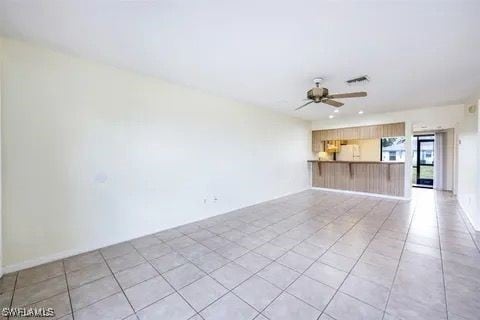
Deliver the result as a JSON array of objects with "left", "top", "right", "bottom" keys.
[
  {"left": 0, "top": 38, "right": 311, "bottom": 270},
  {"left": 312, "top": 104, "right": 465, "bottom": 131},
  {"left": 455, "top": 103, "right": 480, "bottom": 230}
]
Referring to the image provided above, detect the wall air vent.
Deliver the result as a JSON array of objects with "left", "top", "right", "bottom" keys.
[{"left": 346, "top": 75, "right": 370, "bottom": 85}]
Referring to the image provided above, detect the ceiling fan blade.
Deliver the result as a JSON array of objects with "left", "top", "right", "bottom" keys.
[
  {"left": 295, "top": 100, "right": 314, "bottom": 110},
  {"left": 322, "top": 99, "right": 344, "bottom": 108},
  {"left": 327, "top": 92, "right": 367, "bottom": 99}
]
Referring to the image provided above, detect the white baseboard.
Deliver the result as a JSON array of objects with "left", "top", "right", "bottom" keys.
[
  {"left": 4, "top": 247, "right": 89, "bottom": 274},
  {"left": 3, "top": 239, "right": 124, "bottom": 274},
  {"left": 457, "top": 203, "right": 480, "bottom": 233},
  {"left": 2, "top": 186, "right": 312, "bottom": 274},
  {"left": 311, "top": 187, "right": 410, "bottom": 201}
]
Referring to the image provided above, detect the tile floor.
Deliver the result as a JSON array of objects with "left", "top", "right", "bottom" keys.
[{"left": 1, "top": 188, "right": 479, "bottom": 320}]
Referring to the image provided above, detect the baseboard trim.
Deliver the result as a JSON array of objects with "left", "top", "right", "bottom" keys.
[
  {"left": 311, "top": 187, "right": 409, "bottom": 201},
  {"left": 3, "top": 243, "right": 109, "bottom": 274},
  {"left": 457, "top": 202, "right": 480, "bottom": 234},
  {"left": 2, "top": 186, "right": 312, "bottom": 274}
]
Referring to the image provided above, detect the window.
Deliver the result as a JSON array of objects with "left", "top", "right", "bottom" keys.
[
  {"left": 381, "top": 136, "right": 406, "bottom": 162},
  {"left": 389, "top": 151, "right": 396, "bottom": 161}
]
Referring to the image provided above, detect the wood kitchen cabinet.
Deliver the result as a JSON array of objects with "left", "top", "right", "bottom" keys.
[
  {"left": 312, "top": 131, "right": 323, "bottom": 152},
  {"left": 312, "top": 122, "right": 405, "bottom": 146}
]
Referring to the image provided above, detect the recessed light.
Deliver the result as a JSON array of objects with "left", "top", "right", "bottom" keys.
[
  {"left": 334, "top": 109, "right": 339, "bottom": 113},
  {"left": 329, "top": 115, "right": 334, "bottom": 119},
  {"left": 358, "top": 110, "right": 364, "bottom": 114}
]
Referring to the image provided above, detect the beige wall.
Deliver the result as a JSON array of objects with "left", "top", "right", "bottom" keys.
[{"left": 1, "top": 38, "right": 312, "bottom": 270}]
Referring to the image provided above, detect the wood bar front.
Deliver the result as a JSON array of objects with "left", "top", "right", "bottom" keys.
[{"left": 309, "top": 160, "right": 405, "bottom": 197}]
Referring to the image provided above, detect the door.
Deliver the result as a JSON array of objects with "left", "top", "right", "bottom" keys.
[{"left": 412, "top": 135, "right": 434, "bottom": 187}]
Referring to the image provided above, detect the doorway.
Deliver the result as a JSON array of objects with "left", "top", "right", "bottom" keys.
[{"left": 412, "top": 134, "right": 434, "bottom": 188}]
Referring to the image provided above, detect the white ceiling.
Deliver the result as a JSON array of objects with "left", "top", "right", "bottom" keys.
[{"left": 1, "top": 0, "right": 479, "bottom": 120}]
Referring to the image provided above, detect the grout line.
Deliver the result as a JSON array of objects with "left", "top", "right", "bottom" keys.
[
  {"left": 7, "top": 272, "right": 19, "bottom": 320},
  {"left": 62, "top": 260, "right": 75, "bottom": 319},
  {"left": 434, "top": 191, "right": 450, "bottom": 320},
  {"left": 69, "top": 292, "right": 127, "bottom": 316},
  {"left": 9, "top": 272, "right": 65, "bottom": 291},
  {"left": 98, "top": 250, "right": 137, "bottom": 318}
]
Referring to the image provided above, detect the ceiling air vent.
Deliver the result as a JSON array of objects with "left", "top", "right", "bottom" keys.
[{"left": 346, "top": 75, "right": 370, "bottom": 85}]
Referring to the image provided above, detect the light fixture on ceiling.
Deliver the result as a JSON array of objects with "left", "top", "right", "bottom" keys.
[
  {"left": 329, "top": 115, "right": 334, "bottom": 119},
  {"left": 334, "top": 109, "right": 339, "bottom": 113},
  {"left": 358, "top": 110, "right": 364, "bottom": 114},
  {"left": 294, "top": 79, "right": 367, "bottom": 111}
]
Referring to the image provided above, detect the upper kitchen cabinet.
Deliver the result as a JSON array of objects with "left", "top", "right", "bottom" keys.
[
  {"left": 340, "top": 127, "right": 356, "bottom": 140},
  {"left": 382, "top": 122, "right": 405, "bottom": 137},
  {"left": 312, "top": 122, "right": 405, "bottom": 148},
  {"left": 312, "top": 131, "right": 323, "bottom": 152}
]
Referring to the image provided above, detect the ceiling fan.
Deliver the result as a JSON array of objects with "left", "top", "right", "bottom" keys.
[{"left": 295, "top": 78, "right": 367, "bottom": 110}]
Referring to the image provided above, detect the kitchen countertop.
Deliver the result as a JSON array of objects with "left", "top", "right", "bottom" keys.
[{"left": 307, "top": 160, "right": 405, "bottom": 164}]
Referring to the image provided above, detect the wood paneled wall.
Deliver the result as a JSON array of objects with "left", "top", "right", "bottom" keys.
[
  {"left": 312, "top": 122, "right": 405, "bottom": 152},
  {"left": 311, "top": 162, "right": 405, "bottom": 197}
]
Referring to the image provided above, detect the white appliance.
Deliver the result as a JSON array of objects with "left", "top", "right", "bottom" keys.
[{"left": 337, "top": 144, "right": 360, "bottom": 161}]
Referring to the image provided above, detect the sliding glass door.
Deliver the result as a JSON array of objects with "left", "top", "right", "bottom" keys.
[{"left": 412, "top": 135, "right": 434, "bottom": 187}]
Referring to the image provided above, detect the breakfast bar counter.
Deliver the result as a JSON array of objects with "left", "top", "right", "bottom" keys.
[{"left": 308, "top": 160, "right": 405, "bottom": 197}]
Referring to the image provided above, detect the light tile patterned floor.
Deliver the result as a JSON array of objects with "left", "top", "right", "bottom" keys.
[{"left": 1, "top": 188, "right": 479, "bottom": 320}]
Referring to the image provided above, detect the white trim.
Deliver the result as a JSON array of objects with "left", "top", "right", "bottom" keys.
[
  {"left": 2, "top": 240, "right": 126, "bottom": 274},
  {"left": 311, "top": 187, "right": 410, "bottom": 201},
  {"left": 465, "top": 210, "right": 480, "bottom": 232},
  {"left": 457, "top": 202, "right": 480, "bottom": 233}
]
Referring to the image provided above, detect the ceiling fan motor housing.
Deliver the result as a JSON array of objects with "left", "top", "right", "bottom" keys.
[{"left": 307, "top": 87, "right": 329, "bottom": 101}]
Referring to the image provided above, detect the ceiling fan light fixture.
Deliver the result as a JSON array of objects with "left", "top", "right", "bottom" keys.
[
  {"left": 358, "top": 110, "right": 364, "bottom": 114},
  {"left": 294, "top": 80, "right": 367, "bottom": 111},
  {"left": 329, "top": 115, "right": 334, "bottom": 119}
]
